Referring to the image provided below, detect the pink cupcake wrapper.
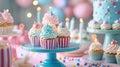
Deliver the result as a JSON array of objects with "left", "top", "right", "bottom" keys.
[
  {"left": 40, "top": 39, "right": 57, "bottom": 49},
  {"left": 58, "top": 37, "right": 70, "bottom": 48},
  {"left": 30, "top": 36, "right": 40, "bottom": 46}
]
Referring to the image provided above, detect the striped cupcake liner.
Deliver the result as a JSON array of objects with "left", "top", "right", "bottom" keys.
[
  {"left": 104, "top": 53, "right": 117, "bottom": 63},
  {"left": 58, "top": 37, "right": 70, "bottom": 48},
  {"left": 40, "top": 39, "right": 57, "bottom": 49},
  {"left": 0, "top": 26, "right": 13, "bottom": 35},
  {"left": 30, "top": 36, "right": 40, "bottom": 46},
  {"left": 0, "top": 47, "right": 12, "bottom": 67}
]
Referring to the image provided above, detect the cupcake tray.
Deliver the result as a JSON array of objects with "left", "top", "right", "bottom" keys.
[
  {"left": 22, "top": 42, "right": 79, "bottom": 67},
  {"left": 87, "top": 28, "right": 120, "bottom": 50},
  {"left": 81, "top": 55, "right": 120, "bottom": 67}
]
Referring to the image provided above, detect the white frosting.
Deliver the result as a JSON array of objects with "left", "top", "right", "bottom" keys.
[
  {"left": 112, "top": 23, "right": 120, "bottom": 29},
  {"left": 88, "top": 22, "right": 100, "bottom": 29},
  {"left": 117, "top": 47, "right": 120, "bottom": 55},
  {"left": 105, "top": 44, "right": 119, "bottom": 54},
  {"left": 89, "top": 42, "right": 103, "bottom": 51},
  {"left": 57, "top": 26, "right": 70, "bottom": 37},
  {"left": 100, "top": 23, "right": 112, "bottom": 30}
]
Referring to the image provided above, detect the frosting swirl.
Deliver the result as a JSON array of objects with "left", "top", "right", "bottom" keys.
[
  {"left": 112, "top": 20, "right": 120, "bottom": 30},
  {"left": 88, "top": 20, "right": 100, "bottom": 29},
  {"left": 2, "top": 10, "right": 14, "bottom": 23},
  {"left": 28, "top": 22, "right": 42, "bottom": 37},
  {"left": 40, "top": 24, "right": 57, "bottom": 39},
  {"left": 57, "top": 23, "right": 70, "bottom": 37},
  {"left": 89, "top": 42, "right": 103, "bottom": 51},
  {"left": 42, "top": 13, "right": 59, "bottom": 25},
  {"left": 105, "top": 40, "right": 119, "bottom": 54},
  {"left": 0, "top": 13, "right": 5, "bottom": 23},
  {"left": 100, "top": 21, "right": 112, "bottom": 30}
]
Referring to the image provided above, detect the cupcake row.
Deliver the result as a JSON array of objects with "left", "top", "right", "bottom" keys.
[
  {"left": 89, "top": 40, "right": 120, "bottom": 64},
  {"left": 88, "top": 20, "right": 120, "bottom": 30},
  {"left": 28, "top": 11, "right": 70, "bottom": 49}
]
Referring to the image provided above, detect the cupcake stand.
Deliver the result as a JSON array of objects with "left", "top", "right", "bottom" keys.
[
  {"left": 87, "top": 28, "right": 120, "bottom": 50},
  {"left": 22, "top": 42, "right": 79, "bottom": 67}
]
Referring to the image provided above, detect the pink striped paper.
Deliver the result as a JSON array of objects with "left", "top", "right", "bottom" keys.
[
  {"left": 0, "top": 47, "right": 12, "bottom": 67},
  {"left": 40, "top": 39, "right": 57, "bottom": 49},
  {"left": 58, "top": 37, "right": 70, "bottom": 48},
  {"left": 30, "top": 36, "right": 40, "bottom": 46}
]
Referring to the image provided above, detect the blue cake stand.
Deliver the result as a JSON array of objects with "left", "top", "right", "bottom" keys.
[
  {"left": 22, "top": 42, "right": 79, "bottom": 67},
  {"left": 87, "top": 28, "right": 120, "bottom": 50}
]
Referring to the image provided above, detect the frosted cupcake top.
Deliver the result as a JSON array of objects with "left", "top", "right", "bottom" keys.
[
  {"left": 100, "top": 21, "right": 112, "bottom": 30},
  {"left": 0, "top": 13, "right": 5, "bottom": 23},
  {"left": 42, "top": 12, "right": 59, "bottom": 25},
  {"left": 40, "top": 24, "right": 57, "bottom": 39},
  {"left": 89, "top": 41, "right": 103, "bottom": 51},
  {"left": 57, "top": 22, "right": 70, "bottom": 37},
  {"left": 105, "top": 40, "right": 119, "bottom": 54},
  {"left": 28, "top": 22, "right": 42, "bottom": 37},
  {"left": 117, "top": 47, "right": 120, "bottom": 55},
  {"left": 2, "top": 10, "right": 14, "bottom": 23},
  {"left": 88, "top": 20, "right": 100, "bottom": 29},
  {"left": 112, "top": 20, "right": 120, "bottom": 29}
]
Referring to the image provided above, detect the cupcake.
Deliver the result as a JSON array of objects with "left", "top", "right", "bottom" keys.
[
  {"left": 116, "top": 47, "right": 120, "bottom": 64},
  {"left": 0, "top": 10, "right": 14, "bottom": 35},
  {"left": 40, "top": 24, "right": 57, "bottom": 49},
  {"left": 42, "top": 10, "right": 59, "bottom": 33},
  {"left": 28, "top": 22, "right": 42, "bottom": 46},
  {"left": 104, "top": 40, "right": 119, "bottom": 63},
  {"left": 88, "top": 39, "right": 103, "bottom": 60},
  {"left": 88, "top": 20, "right": 100, "bottom": 29},
  {"left": 112, "top": 20, "right": 120, "bottom": 30},
  {"left": 57, "top": 22, "right": 70, "bottom": 48},
  {"left": 100, "top": 21, "right": 112, "bottom": 30}
]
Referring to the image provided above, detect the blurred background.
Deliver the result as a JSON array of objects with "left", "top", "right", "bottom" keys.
[{"left": 0, "top": 0, "right": 104, "bottom": 43}]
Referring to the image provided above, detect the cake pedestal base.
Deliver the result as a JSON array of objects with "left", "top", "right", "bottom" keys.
[{"left": 37, "top": 53, "right": 65, "bottom": 67}]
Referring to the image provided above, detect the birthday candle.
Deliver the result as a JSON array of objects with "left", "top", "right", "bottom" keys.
[
  {"left": 37, "top": 7, "right": 41, "bottom": 23},
  {"left": 49, "top": 6, "right": 53, "bottom": 16},
  {"left": 70, "top": 17, "right": 75, "bottom": 32},
  {"left": 65, "top": 17, "right": 70, "bottom": 29},
  {"left": 79, "top": 18, "right": 84, "bottom": 43}
]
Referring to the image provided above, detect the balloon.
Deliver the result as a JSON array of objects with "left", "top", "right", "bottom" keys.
[
  {"left": 73, "top": 2, "right": 93, "bottom": 19},
  {"left": 52, "top": 7, "right": 65, "bottom": 21},
  {"left": 64, "top": 5, "right": 74, "bottom": 17},
  {"left": 53, "top": 0, "right": 69, "bottom": 8},
  {"left": 16, "top": 0, "right": 33, "bottom": 8},
  {"left": 38, "top": 0, "right": 52, "bottom": 5}
]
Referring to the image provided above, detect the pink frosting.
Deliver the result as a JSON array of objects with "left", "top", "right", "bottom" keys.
[
  {"left": 33, "top": 21, "right": 43, "bottom": 29},
  {"left": 42, "top": 13, "right": 59, "bottom": 25},
  {"left": 2, "top": 10, "right": 14, "bottom": 23},
  {"left": 0, "top": 13, "right": 5, "bottom": 23}
]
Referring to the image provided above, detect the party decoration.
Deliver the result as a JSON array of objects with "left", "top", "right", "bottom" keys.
[
  {"left": 52, "top": 7, "right": 65, "bottom": 21},
  {"left": 53, "top": 0, "right": 69, "bottom": 8},
  {"left": 38, "top": 0, "right": 52, "bottom": 5},
  {"left": 27, "top": 12, "right": 32, "bottom": 18},
  {"left": 73, "top": 2, "right": 93, "bottom": 19},
  {"left": 16, "top": 0, "right": 33, "bottom": 8},
  {"left": 33, "top": 0, "right": 38, "bottom": 6},
  {"left": 64, "top": 5, "right": 74, "bottom": 17}
]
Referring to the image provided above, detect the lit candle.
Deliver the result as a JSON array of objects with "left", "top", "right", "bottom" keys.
[
  {"left": 37, "top": 6, "right": 41, "bottom": 23},
  {"left": 79, "top": 18, "right": 84, "bottom": 43},
  {"left": 49, "top": 6, "right": 53, "bottom": 16},
  {"left": 70, "top": 17, "right": 75, "bottom": 32},
  {"left": 65, "top": 17, "right": 70, "bottom": 29}
]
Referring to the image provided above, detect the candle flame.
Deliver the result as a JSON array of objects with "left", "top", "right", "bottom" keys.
[
  {"left": 6, "top": 9, "right": 9, "bottom": 12},
  {"left": 79, "top": 18, "right": 83, "bottom": 23},
  {"left": 37, "top": 7, "right": 41, "bottom": 11},
  {"left": 92, "top": 34, "right": 97, "bottom": 42},
  {"left": 49, "top": 6, "right": 52, "bottom": 10},
  {"left": 65, "top": 17, "right": 69, "bottom": 22}
]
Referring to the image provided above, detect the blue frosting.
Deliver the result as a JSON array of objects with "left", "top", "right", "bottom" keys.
[
  {"left": 93, "top": 0, "right": 120, "bottom": 24},
  {"left": 40, "top": 24, "right": 57, "bottom": 39},
  {"left": 28, "top": 28, "right": 41, "bottom": 37}
]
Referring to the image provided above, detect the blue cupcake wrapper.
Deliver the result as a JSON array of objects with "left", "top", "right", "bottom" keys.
[
  {"left": 89, "top": 52, "right": 103, "bottom": 60},
  {"left": 104, "top": 53, "right": 117, "bottom": 64},
  {"left": 116, "top": 56, "right": 120, "bottom": 64}
]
